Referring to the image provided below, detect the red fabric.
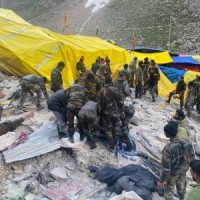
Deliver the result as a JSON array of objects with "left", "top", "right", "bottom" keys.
[{"left": 8, "top": 132, "right": 28, "bottom": 149}]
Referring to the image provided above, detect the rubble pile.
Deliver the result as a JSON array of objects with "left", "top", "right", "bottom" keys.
[{"left": 0, "top": 73, "right": 199, "bottom": 200}]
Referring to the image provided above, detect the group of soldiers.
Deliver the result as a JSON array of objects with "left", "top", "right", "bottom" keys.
[
  {"left": 166, "top": 75, "right": 200, "bottom": 117},
  {"left": 0, "top": 56, "right": 199, "bottom": 199}
]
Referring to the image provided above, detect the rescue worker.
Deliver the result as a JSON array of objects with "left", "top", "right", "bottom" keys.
[
  {"left": 166, "top": 76, "right": 186, "bottom": 110},
  {"left": 146, "top": 71, "right": 157, "bottom": 102},
  {"left": 76, "top": 56, "right": 85, "bottom": 73},
  {"left": 135, "top": 61, "right": 143, "bottom": 99},
  {"left": 173, "top": 109, "right": 190, "bottom": 136},
  {"left": 85, "top": 72, "right": 101, "bottom": 101},
  {"left": 118, "top": 64, "right": 130, "bottom": 83},
  {"left": 113, "top": 73, "right": 130, "bottom": 101},
  {"left": 157, "top": 121, "right": 195, "bottom": 200},
  {"left": 18, "top": 75, "right": 49, "bottom": 111},
  {"left": 196, "top": 76, "right": 200, "bottom": 114},
  {"left": 67, "top": 79, "right": 87, "bottom": 143},
  {"left": 78, "top": 101, "right": 99, "bottom": 149},
  {"left": 143, "top": 57, "right": 150, "bottom": 94},
  {"left": 129, "top": 57, "right": 138, "bottom": 87},
  {"left": 98, "top": 76, "right": 124, "bottom": 151},
  {"left": 104, "top": 56, "right": 112, "bottom": 76},
  {"left": 119, "top": 99, "right": 135, "bottom": 151},
  {"left": 76, "top": 65, "right": 91, "bottom": 83},
  {"left": 47, "top": 89, "right": 69, "bottom": 139},
  {"left": 148, "top": 60, "right": 160, "bottom": 96},
  {"left": 96, "top": 64, "right": 107, "bottom": 87},
  {"left": 91, "top": 57, "right": 101, "bottom": 75},
  {"left": 50, "top": 61, "right": 65, "bottom": 92},
  {"left": 0, "top": 111, "right": 34, "bottom": 136},
  {"left": 184, "top": 160, "right": 200, "bottom": 200},
  {"left": 185, "top": 81, "right": 196, "bottom": 118}
]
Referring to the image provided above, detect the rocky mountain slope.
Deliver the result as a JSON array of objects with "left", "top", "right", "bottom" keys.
[{"left": 1, "top": 0, "right": 200, "bottom": 53}]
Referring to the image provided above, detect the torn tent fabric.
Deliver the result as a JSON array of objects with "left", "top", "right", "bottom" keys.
[{"left": 90, "top": 164, "right": 157, "bottom": 200}]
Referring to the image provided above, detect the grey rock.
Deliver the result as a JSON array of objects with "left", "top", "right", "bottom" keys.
[
  {"left": 194, "top": 141, "right": 200, "bottom": 155},
  {"left": 50, "top": 167, "right": 68, "bottom": 180},
  {"left": 109, "top": 191, "right": 142, "bottom": 200}
]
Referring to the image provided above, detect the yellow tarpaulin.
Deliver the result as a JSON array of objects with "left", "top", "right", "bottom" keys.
[
  {"left": 0, "top": 8, "right": 194, "bottom": 99},
  {"left": 130, "top": 51, "right": 172, "bottom": 65},
  {"left": 159, "top": 70, "right": 175, "bottom": 98},
  {"left": 193, "top": 55, "right": 200, "bottom": 63},
  {"left": 0, "top": 9, "right": 130, "bottom": 88}
]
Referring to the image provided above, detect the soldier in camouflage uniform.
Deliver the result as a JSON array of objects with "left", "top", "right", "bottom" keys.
[
  {"left": 76, "top": 65, "right": 91, "bottom": 84},
  {"left": 85, "top": 72, "right": 102, "bottom": 101},
  {"left": 143, "top": 57, "right": 150, "bottom": 94},
  {"left": 0, "top": 112, "right": 34, "bottom": 136},
  {"left": 148, "top": 60, "right": 160, "bottom": 96},
  {"left": 195, "top": 76, "right": 200, "bottom": 114},
  {"left": 118, "top": 64, "right": 130, "bottom": 83},
  {"left": 157, "top": 121, "right": 195, "bottom": 200},
  {"left": 67, "top": 80, "right": 87, "bottom": 143},
  {"left": 185, "top": 81, "right": 196, "bottom": 117},
  {"left": 78, "top": 100, "right": 99, "bottom": 149},
  {"left": 104, "top": 56, "right": 112, "bottom": 76},
  {"left": 91, "top": 57, "right": 101, "bottom": 75},
  {"left": 166, "top": 76, "right": 186, "bottom": 110},
  {"left": 129, "top": 57, "right": 138, "bottom": 87},
  {"left": 50, "top": 61, "right": 65, "bottom": 92},
  {"left": 135, "top": 61, "right": 143, "bottom": 99},
  {"left": 18, "top": 75, "right": 49, "bottom": 111},
  {"left": 119, "top": 99, "right": 135, "bottom": 151},
  {"left": 113, "top": 73, "right": 130, "bottom": 101},
  {"left": 96, "top": 64, "right": 107, "bottom": 87},
  {"left": 98, "top": 76, "right": 124, "bottom": 151},
  {"left": 76, "top": 56, "right": 85, "bottom": 73}
]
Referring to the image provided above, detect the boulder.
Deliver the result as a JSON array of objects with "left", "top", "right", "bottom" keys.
[{"left": 194, "top": 141, "right": 200, "bottom": 156}]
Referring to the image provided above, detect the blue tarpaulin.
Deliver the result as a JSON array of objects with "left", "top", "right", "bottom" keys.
[
  {"left": 159, "top": 66, "right": 186, "bottom": 83},
  {"left": 172, "top": 56, "right": 200, "bottom": 66}
]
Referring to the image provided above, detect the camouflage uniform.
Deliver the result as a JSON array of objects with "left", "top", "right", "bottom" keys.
[
  {"left": 129, "top": 59, "right": 137, "bottom": 87},
  {"left": 146, "top": 74, "right": 157, "bottom": 102},
  {"left": 18, "top": 75, "right": 49, "bottom": 110},
  {"left": 113, "top": 77, "right": 130, "bottom": 102},
  {"left": 51, "top": 67, "right": 63, "bottom": 92},
  {"left": 161, "top": 137, "right": 195, "bottom": 200},
  {"left": 85, "top": 75, "right": 101, "bottom": 101},
  {"left": 98, "top": 84, "right": 124, "bottom": 150},
  {"left": 119, "top": 100, "right": 135, "bottom": 151},
  {"left": 96, "top": 66, "right": 107, "bottom": 87},
  {"left": 91, "top": 59, "right": 100, "bottom": 75},
  {"left": 0, "top": 118, "right": 24, "bottom": 136},
  {"left": 135, "top": 66, "right": 143, "bottom": 98},
  {"left": 78, "top": 101, "right": 99, "bottom": 149},
  {"left": 185, "top": 85, "right": 196, "bottom": 117},
  {"left": 196, "top": 79, "right": 200, "bottom": 114},
  {"left": 67, "top": 84, "right": 87, "bottom": 142},
  {"left": 143, "top": 60, "right": 150, "bottom": 94},
  {"left": 167, "top": 79, "right": 186, "bottom": 110},
  {"left": 118, "top": 69, "right": 130, "bottom": 83},
  {"left": 148, "top": 65, "right": 160, "bottom": 95},
  {"left": 76, "top": 60, "right": 85, "bottom": 72}
]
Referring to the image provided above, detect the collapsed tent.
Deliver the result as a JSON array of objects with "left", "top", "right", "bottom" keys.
[{"left": 0, "top": 8, "right": 131, "bottom": 88}]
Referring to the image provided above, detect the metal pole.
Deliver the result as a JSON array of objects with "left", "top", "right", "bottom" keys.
[{"left": 168, "top": 0, "right": 172, "bottom": 51}]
